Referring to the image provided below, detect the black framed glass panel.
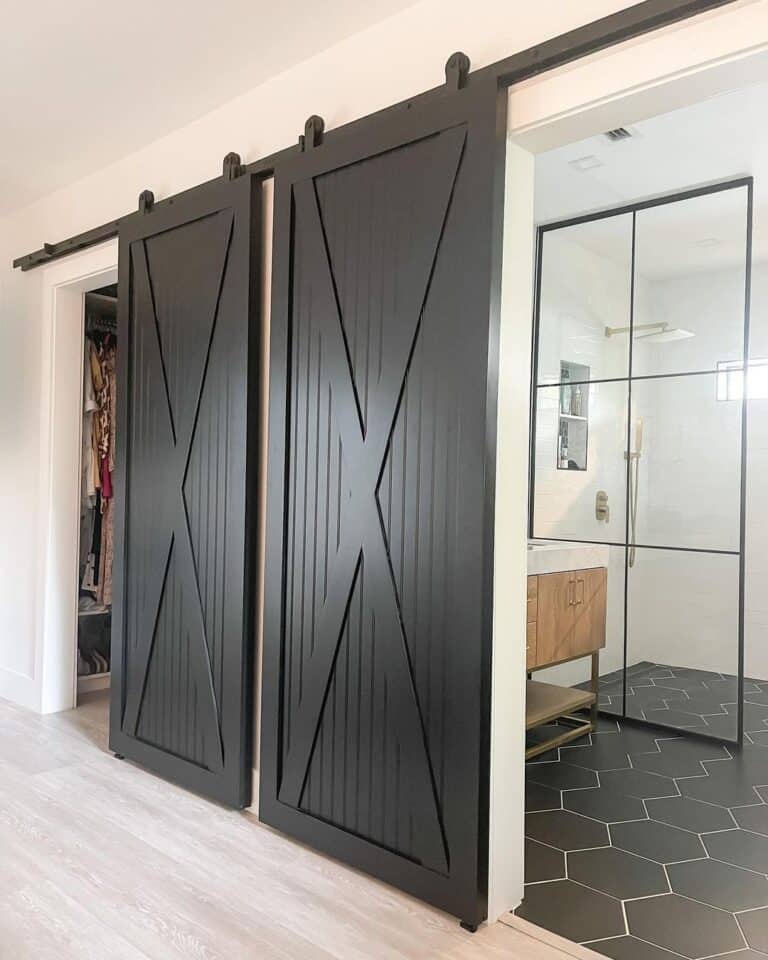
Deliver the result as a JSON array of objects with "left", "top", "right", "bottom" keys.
[
  {"left": 531, "top": 381, "right": 629, "bottom": 544},
  {"left": 536, "top": 214, "right": 633, "bottom": 385},
  {"left": 629, "top": 373, "right": 742, "bottom": 553},
  {"left": 632, "top": 186, "right": 749, "bottom": 379},
  {"left": 626, "top": 547, "right": 740, "bottom": 741},
  {"left": 529, "top": 177, "right": 752, "bottom": 745}
]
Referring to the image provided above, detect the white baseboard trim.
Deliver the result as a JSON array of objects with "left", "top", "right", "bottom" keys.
[
  {"left": 0, "top": 667, "right": 40, "bottom": 712},
  {"left": 77, "top": 673, "right": 111, "bottom": 695}
]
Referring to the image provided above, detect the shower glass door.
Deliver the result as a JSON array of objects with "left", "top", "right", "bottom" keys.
[{"left": 530, "top": 179, "right": 752, "bottom": 744}]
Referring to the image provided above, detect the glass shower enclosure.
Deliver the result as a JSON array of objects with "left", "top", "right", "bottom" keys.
[{"left": 529, "top": 178, "right": 753, "bottom": 744}]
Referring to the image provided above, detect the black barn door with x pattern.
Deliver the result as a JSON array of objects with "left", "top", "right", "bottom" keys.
[
  {"left": 111, "top": 175, "right": 259, "bottom": 807},
  {"left": 261, "top": 86, "right": 498, "bottom": 925}
]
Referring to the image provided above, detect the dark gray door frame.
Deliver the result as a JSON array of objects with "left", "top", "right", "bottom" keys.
[{"left": 14, "top": 0, "right": 740, "bottom": 271}]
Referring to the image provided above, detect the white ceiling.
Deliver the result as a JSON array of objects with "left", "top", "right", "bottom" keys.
[
  {"left": 0, "top": 0, "right": 419, "bottom": 215},
  {"left": 534, "top": 81, "right": 768, "bottom": 277}
]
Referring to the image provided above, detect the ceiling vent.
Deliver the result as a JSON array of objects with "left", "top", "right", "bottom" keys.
[{"left": 604, "top": 127, "right": 633, "bottom": 142}]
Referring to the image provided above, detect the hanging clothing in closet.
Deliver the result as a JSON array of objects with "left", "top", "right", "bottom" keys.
[{"left": 78, "top": 295, "right": 117, "bottom": 678}]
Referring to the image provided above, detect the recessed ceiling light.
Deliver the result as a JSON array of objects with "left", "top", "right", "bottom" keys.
[
  {"left": 695, "top": 237, "right": 720, "bottom": 248},
  {"left": 569, "top": 155, "right": 603, "bottom": 172}
]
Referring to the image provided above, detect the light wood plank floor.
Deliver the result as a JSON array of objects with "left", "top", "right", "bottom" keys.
[{"left": 0, "top": 692, "right": 571, "bottom": 960}]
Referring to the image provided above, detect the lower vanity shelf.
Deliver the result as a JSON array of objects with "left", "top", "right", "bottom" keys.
[
  {"left": 525, "top": 565, "right": 607, "bottom": 759},
  {"left": 526, "top": 680, "right": 597, "bottom": 758}
]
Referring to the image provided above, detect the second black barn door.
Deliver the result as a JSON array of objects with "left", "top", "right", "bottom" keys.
[
  {"left": 110, "top": 173, "right": 259, "bottom": 808},
  {"left": 261, "top": 83, "right": 498, "bottom": 925}
]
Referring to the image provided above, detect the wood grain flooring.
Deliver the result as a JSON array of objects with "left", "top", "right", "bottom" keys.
[{"left": 0, "top": 691, "right": 573, "bottom": 960}]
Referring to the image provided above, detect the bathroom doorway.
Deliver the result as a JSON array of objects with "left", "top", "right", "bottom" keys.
[{"left": 508, "top": 69, "right": 768, "bottom": 957}]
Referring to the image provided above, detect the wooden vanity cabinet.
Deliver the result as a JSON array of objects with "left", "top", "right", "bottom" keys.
[
  {"left": 526, "top": 576, "right": 538, "bottom": 669},
  {"left": 527, "top": 567, "right": 607, "bottom": 670}
]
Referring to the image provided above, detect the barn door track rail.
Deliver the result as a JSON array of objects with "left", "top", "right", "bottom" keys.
[{"left": 12, "top": 0, "right": 737, "bottom": 271}]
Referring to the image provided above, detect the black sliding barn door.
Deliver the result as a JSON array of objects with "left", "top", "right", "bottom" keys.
[
  {"left": 261, "top": 86, "right": 498, "bottom": 925},
  {"left": 110, "top": 174, "right": 259, "bottom": 807}
]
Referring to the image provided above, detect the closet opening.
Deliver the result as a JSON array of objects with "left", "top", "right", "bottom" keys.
[{"left": 76, "top": 283, "right": 117, "bottom": 715}]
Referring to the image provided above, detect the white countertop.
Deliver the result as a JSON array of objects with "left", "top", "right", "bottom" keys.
[{"left": 527, "top": 539, "right": 610, "bottom": 576}]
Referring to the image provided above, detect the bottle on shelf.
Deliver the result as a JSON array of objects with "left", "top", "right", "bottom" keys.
[
  {"left": 572, "top": 383, "right": 582, "bottom": 418},
  {"left": 560, "top": 367, "right": 571, "bottom": 415}
]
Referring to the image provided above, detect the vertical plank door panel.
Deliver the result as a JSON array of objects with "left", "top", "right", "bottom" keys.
[
  {"left": 110, "top": 174, "right": 260, "bottom": 808},
  {"left": 261, "top": 81, "right": 499, "bottom": 927}
]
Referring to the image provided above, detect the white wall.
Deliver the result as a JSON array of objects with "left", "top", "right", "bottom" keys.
[{"left": 489, "top": 139, "right": 534, "bottom": 921}]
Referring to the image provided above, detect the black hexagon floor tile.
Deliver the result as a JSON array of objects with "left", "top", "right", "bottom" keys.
[
  {"left": 525, "top": 838, "right": 565, "bottom": 883},
  {"left": 568, "top": 846, "right": 668, "bottom": 900},
  {"left": 738, "top": 907, "right": 768, "bottom": 953},
  {"left": 560, "top": 738, "right": 632, "bottom": 771},
  {"left": 525, "top": 780, "right": 561, "bottom": 813},
  {"left": 704, "top": 829, "right": 768, "bottom": 873},
  {"left": 592, "top": 716, "right": 622, "bottom": 732},
  {"left": 628, "top": 695, "right": 672, "bottom": 713},
  {"left": 599, "top": 768, "right": 678, "bottom": 800},
  {"left": 586, "top": 935, "right": 681, "bottom": 960},
  {"left": 522, "top": 664, "right": 768, "bottom": 954},
  {"left": 645, "top": 795, "right": 734, "bottom": 832},
  {"left": 680, "top": 689, "right": 733, "bottom": 713},
  {"left": 668, "top": 858, "right": 768, "bottom": 911},
  {"left": 732, "top": 804, "right": 768, "bottom": 835},
  {"left": 675, "top": 667, "right": 724, "bottom": 682},
  {"left": 563, "top": 785, "right": 646, "bottom": 824},
  {"left": 695, "top": 713, "right": 741, "bottom": 739},
  {"left": 630, "top": 749, "right": 709, "bottom": 779},
  {"left": 516, "top": 879, "right": 625, "bottom": 943},
  {"left": 595, "top": 725, "right": 665, "bottom": 754},
  {"left": 525, "top": 810, "right": 609, "bottom": 851},
  {"left": 652, "top": 737, "right": 731, "bottom": 762},
  {"left": 724, "top": 748, "right": 768, "bottom": 783},
  {"left": 526, "top": 761, "right": 599, "bottom": 792},
  {"left": 652, "top": 677, "right": 710, "bottom": 693},
  {"left": 706, "top": 952, "right": 768, "bottom": 960},
  {"left": 610, "top": 819, "right": 705, "bottom": 863},
  {"left": 680, "top": 771, "right": 761, "bottom": 808},
  {"left": 528, "top": 723, "right": 566, "bottom": 745},
  {"left": 745, "top": 691, "right": 768, "bottom": 706},
  {"left": 626, "top": 894, "right": 745, "bottom": 958},
  {"left": 739, "top": 702, "right": 768, "bottom": 726},
  {"left": 643, "top": 708, "right": 710, "bottom": 729}
]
